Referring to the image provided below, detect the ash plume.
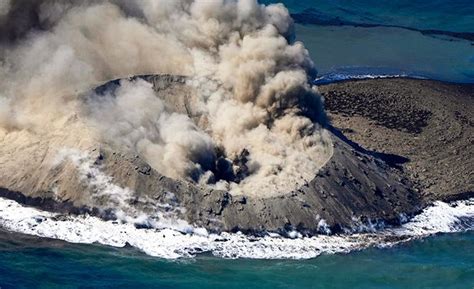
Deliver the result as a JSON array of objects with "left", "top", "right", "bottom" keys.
[{"left": 0, "top": 0, "right": 333, "bottom": 197}]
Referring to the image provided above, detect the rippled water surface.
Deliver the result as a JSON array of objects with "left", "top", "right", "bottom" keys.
[
  {"left": 1, "top": 1, "right": 473, "bottom": 288},
  {"left": 264, "top": 0, "right": 474, "bottom": 83},
  {"left": 1, "top": 231, "right": 473, "bottom": 289}
]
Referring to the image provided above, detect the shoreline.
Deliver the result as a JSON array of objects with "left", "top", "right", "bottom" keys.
[
  {"left": 0, "top": 194, "right": 473, "bottom": 259},
  {"left": 0, "top": 77, "right": 472, "bottom": 238},
  {"left": 315, "top": 74, "right": 474, "bottom": 86}
]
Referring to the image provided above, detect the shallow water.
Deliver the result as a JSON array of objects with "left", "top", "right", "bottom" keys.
[
  {"left": 1, "top": 1, "right": 473, "bottom": 287},
  {"left": 263, "top": 0, "right": 474, "bottom": 83},
  {"left": 1, "top": 231, "right": 473, "bottom": 289},
  {"left": 298, "top": 24, "right": 474, "bottom": 84},
  {"left": 263, "top": 0, "right": 474, "bottom": 32}
]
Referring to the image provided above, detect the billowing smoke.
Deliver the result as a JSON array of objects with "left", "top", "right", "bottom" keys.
[
  {"left": 86, "top": 79, "right": 217, "bottom": 181},
  {"left": 0, "top": 0, "right": 333, "bottom": 197}
]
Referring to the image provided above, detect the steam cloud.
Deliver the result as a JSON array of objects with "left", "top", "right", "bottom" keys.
[{"left": 0, "top": 0, "right": 333, "bottom": 197}]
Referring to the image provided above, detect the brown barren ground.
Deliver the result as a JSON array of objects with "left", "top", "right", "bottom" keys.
[{"left": 320, "top": 78, "right": 474, "bottom": 202}]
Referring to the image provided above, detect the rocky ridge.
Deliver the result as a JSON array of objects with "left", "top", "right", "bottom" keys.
[{"left": 4, "top": 76, "right": 467, "bottom": 235}]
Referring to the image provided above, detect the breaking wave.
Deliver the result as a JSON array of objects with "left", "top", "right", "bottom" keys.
[
  {"left": 0, "top": 197, "right": 473, "bottom": 259},
  {"left": 313, "top": 67, "right": 428, "bottom": 85}
]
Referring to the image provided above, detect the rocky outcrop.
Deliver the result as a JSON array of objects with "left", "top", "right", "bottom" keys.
[
  {"left": 0, "top": 76, "right": 430, "bottom": 235},
  {"left": 215, "top": 135, "right": 420, "bottom": 234}
]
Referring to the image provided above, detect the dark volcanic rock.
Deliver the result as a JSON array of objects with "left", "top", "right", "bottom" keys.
[
  {"left": 320, "top": 78, "right": 474, "bottom": 201},
  {"left": 5, "top": 75, "right": 459, "bottom": 236},
  {"left": 216, "top": 136, "right": 420, "bottom": 234},
  {"left": 324, "top": 89, "right": 432, "bottom": 134}
]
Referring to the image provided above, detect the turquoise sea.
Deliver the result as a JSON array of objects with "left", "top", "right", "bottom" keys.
[
  {"left": 1, "top": 231, "right": 473, "bottom": 289},
  {"left": 263, "top": 0, "right": 474, "bottom": 83},
  {"left": 1, "top": 1, "right": 473, "bottom": 288}
]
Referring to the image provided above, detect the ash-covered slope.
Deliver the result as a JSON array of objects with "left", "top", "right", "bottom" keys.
[
  {"left": 0, "top": 0, "right": 424, "bottom": 235},
  {"left": 321, "top": 78, "right": 474, "bottom": 203},
  {"left": 0, "top": 75, "right": 421, "bottom": 234}
]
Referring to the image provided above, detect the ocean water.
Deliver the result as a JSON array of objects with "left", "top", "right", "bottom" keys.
[
  {"left": 0, "top": 196, "right": 473, "bottom": 288},
  {"left": 1, "top": 230, "right": 473, "bottom": 289},
  {"left": 1, "top": 1, "right": 474, "bottom": 287},
  {"left": 263, "top": 0, "right": 474, "bottom": 83}
]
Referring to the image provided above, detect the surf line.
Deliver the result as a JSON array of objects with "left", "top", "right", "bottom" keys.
[{"left": 0, "top": 197, "right": 473, "bottom": 259}]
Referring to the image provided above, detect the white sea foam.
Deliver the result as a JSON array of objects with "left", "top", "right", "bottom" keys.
[
  {"left": 0, "top": 197, "right": 473, "bottom": 259},
  {"left": 313, "top": 73, "right": 428, "bottom": 85}
]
